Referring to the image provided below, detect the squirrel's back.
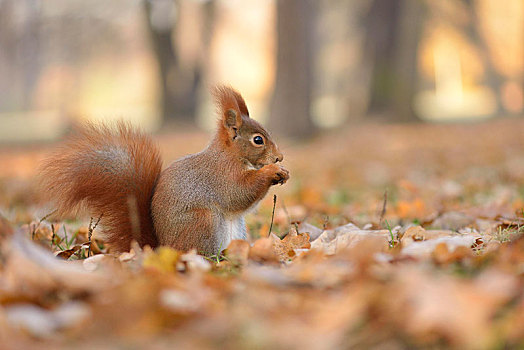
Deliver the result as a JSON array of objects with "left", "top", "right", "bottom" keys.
[{"left": 39, "top": 122, "right": 162, "bottom": 251}]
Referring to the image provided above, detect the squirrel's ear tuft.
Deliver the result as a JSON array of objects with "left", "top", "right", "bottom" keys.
[
  {"left": 213, "top": 85, "right": 249, "bottom": 122},
  {"left": 229, "top": 88, "right": 249, "bottom": 117},
  {"left": 213, "top": 86, "right": 244, "bottom": 139}
]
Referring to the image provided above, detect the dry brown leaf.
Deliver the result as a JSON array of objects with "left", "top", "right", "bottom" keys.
[
  {"left": 249, "top": 236, "right": 279, "bottom": 263},
  {"left": 83, "top": 254, "right": 120, "bottom": 272},
  {"left": 225, "top": 239, "right": 250, "bottom": 266},
  {"left": 75, "top": 226, "right": 89, "bottom": 243},
  {"left": 4, "top": 302, "right": 90, "bottom": 338},
  {"left": 178, "top": 250, "right": 211, "bottom": 272},
  {"left": 1, "top": 233, "right": 112, "bottom": 298},
  {"left": 297, "top": 222, "right": 324, "bottom": 241},
  {"left": 403, "top": 226, "right": 426, "bottom": 241},
  {"left": 401, "top": 234, "right": 479, "bottom": 259},
  {"left": 391, "top": 266, "right": 519, "bottom": 348},
  {"left": 311, "top": 223, "right": 389, "bottom": 255},
  {"left": 432, "top": 242, "right": 472, "bottom": 265},
  {"left": 55, "top": 243, "right": 86, "bottom": 259},
  {"left": 24, "top": 222, "right": 53, "bottom": 243},
  {"left": 272, "top": 228, "right": 311, "bottom": 262}
]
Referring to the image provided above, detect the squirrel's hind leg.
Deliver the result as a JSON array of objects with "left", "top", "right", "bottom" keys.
[{"left": 159, "top": 208, "right": 223, "bottom": 256}]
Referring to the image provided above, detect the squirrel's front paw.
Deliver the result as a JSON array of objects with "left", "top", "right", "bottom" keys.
[{"left": 270, "top": 165, "right": 289, "bottom": 185}]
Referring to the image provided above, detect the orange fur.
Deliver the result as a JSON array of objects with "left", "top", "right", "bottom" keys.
[
  {"left": 213, "top": 85, "right": 250, "bottom": 117},
  {"left": 40, "top": 86, "right": 288, "bottom": 254},
  {"left": 39, "top": 122, "right": 161, "bottom": 252}
]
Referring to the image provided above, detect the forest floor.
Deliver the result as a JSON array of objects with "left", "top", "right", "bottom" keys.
[{"left": 0, "top": 117, "right": 523, "bottom": 349}]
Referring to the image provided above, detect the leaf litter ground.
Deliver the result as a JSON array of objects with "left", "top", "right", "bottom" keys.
[{"left": 0, "top": 118, "right": 523, "bottom": 349}]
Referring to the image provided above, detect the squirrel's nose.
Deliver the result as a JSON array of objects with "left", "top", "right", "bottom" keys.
[{"left": 275, "top": 152, "right": 283, "bottom": 163}]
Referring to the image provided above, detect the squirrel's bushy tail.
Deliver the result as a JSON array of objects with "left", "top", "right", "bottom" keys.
[{"left": 39, "top": 122, "right": 162, "bottom": 252}]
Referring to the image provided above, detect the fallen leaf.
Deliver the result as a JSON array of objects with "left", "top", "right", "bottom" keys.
[
  {"left": 5, "top": 302, "right": 90, "bottom": 338},
  {"left": 403, "top": 226, "right": 426, "bottom": 241},
  {"left": 225, "top": 240, "right": 250, "bottom": 266},
  {"left": 178, "top": 250, "right": 211, "bottom": 272},
  {"left": 272, "top": 228, "right": 310, "bottom": 262},
  {"left": 143, "top": 247, "right": 180, "bottom": 273},
  {"left": 432, "top": 242, "right": 472, "bottom": 265},
  {"left": 1, "top": 233, "right": 112, "bottom": 297},
  {"left": 249, "top": 235, "right": 279, "bottom": 263},
  {"left": 297, "top": 222, "right": 324, "bottom": 241},
  {"left": 311, "top": 223, "right": 389, "bottom": 255},
  {"left": 401, "top": 234, "right": 479, "bottom": 259},
  {"left": 55, "top": 244, "right": 84, "bottom": 259}
]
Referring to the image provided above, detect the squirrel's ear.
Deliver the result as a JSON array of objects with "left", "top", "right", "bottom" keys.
[
  {"left": 213, "top": 85, "right": 246, "bottom": 137},
  {"left": 229, "top": 89, "right": 249, "bottom": 118},
  {"left": 224, "top": 108, "right": 242, "bottom": 129}
]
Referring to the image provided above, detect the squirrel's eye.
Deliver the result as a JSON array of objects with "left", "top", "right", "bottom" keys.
[{"left": 253, "top": 135, "right": 264, "bottom": 145}]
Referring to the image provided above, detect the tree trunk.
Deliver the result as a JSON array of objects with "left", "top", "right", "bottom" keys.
[
  {"left": 269, "top": 0, "right": 315, "bottom": 138},
  {"left": 462, "top": 0, "right": 505, "bottom": 115},
  {"left": 143, "top": 0, "right": 179, "bottom": 121},
  {"left": 144, "top": 0, "right": 214, "bottom": 123},
  {"left": 365, "top": 0, "right": 425, "bottom": 122},
  {"left": 0, "top": 0, "right": 41, "bottom": 112}
]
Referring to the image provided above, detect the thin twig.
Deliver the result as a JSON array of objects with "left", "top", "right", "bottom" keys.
[
  {"left": 268, "top": 195, "right": 277, "bottom": 237},
  {"left": 323, "top": 215, "right": 329, "bottom": 230},
  {"left": 31, "top": 209, "right": 58, "bottom": 240},
  {"left": 63, "top": 225, "right": 68, "bottom": 247},
  {"left": 87, "top": 216, "right": 94, "bottom": 234},
  {"left": 319, "top": 215, "right": 329, "bottom": 237},
  {"left": 87, "top": 213, "right": 103, "bottom": 257},
  {"left": 51, "top": 223, "right": 55, "bottom": 249},
  {"left": 379, "top": 189, "right": 388, "bottom": 226},
  {"left": 39, "top": 209, "right": 58, "bottom": 224}
]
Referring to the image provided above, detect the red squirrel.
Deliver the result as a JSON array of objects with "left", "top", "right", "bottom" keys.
[{"left": 39, "top": 86, "right": 289, "bottom": 255}]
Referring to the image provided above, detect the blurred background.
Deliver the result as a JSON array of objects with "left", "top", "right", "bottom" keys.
[
  {"left": 0, "top": 0, "right": 523, "bottom": 229},
  {"left": 1, "top": 2, "right": 524, "bottom": 347},
  {"left": 0, "top": 0, "right": 522, "bottom": 141}
]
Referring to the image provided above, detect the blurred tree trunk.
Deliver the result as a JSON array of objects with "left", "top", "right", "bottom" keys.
[
  {"left": 144, "top": 0, "right": 178, "bottom": 122},
  {"left": 461, "top": 0, "right": 504, "bottom": 115},
  {"left": 0, "top": 0, "right": 14, "bottom": 110},
  {"left": 364, "top": 0, "right": 425, "bottom": 122},
  {"left": 0, "top": 0, "right": 41, "bottom": 111},
  {"left": 144, "top": 0, "right": 215, "bottom": 124},
  {"left": 20, "top": 0, "right": 42, "bottom": 110},
  {"left": 269, "top": 0, "right": 315, "bottom": 139}
]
